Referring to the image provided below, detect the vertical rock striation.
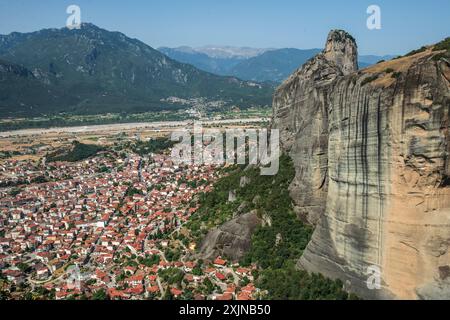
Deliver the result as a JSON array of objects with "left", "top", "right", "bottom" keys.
[{"left": 272, "top": 30, "right": 450, "bottom": 299}]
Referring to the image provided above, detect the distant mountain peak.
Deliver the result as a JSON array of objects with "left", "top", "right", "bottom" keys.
[
  {"left": 79, "top": 22, "right": 100, "bottom": 28},
  {"left": 160, "top": 44, "right": 395, "bottom": 83},
  {"left": 159, "top": 45, "right": 273, "bottom": 59},
  {"left": 195, "top": 46, "right": 273, "bottom": 59},
  {"left": 0, "top": 24, "right": 274, "bottom": 118}
]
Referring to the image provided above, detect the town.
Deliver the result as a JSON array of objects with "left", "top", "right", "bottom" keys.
[{"left": 0, "top": 129, "right": 263, "bottom": 300}]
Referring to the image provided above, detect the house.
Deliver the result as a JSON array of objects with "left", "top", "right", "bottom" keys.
[
  {"left": 215, "top": 272, "right": 226, "bottom": 281},
  {"left": 225, "top": 284, "right": 236, "bottom": 294},
  {"left": 237, "top": 292, "right": 251, "bottom": 300},
  {"left": 235, "top": 267, "right": 250, "bottom": 276},
  {"left": 3, "top": 269, "right": 25, "bottom": 285},
  {"left": 184, "top": 261, "right": 195, "bottom": 271},
  {"left": 215, "top": 292, "right": 233, "bottom": 300},
  {"left": 241, "top": 284, "right": 256, "bottom": 294},
  {"left": 126, "top": 285, "right": 144, "bottom": 296},
  {"left": 124, "top": 266, "right": 136, "bottom": 275},
  {"left": 55, "top": 290, "right": 71, "bottom": 300},
  {"left": 170, "top": 287, "right": 183, "bottom": 298},
  {"left": 213, "top": 257, "right": 227, "bottom": 267},
  {"left": 93, "top": 270, "right": 108, "bottom": 281},
  {"left": 36, "top": 266, "right": 50, "bottom": 279},
  {"left": 160, "top": 240, "right": 169, "bottom": 248},
  {"left": 204, "top": 267, "right": 216, "bottom": 274},
  {"left": 194, "top": 293, "right": 206, "bottom": 300},
  {"left": 108, "top": 288, "right": 128, "bottom": 300},
  {"left": 147, "top": 275, "right": 157, "bottom": 282},
  {"left": 147, "top": 285, "right": 159, "bottom": 294}
]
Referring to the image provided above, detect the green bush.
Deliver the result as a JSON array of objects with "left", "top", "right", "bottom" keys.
[
  {"left": 47, "top": 141, "right": 103, "bottom": 162},
  {"left": 433, "top": 37, "right": 450, "bottom": 52},
  {"left": 361, "top": 75, "right": 378, "bottom": 86},
  {"left": 391, "top": 72, "right": 402, "bottom": 79},
  {"left": 405, "top": 46, "right": 427, "bottom": 57},
  {"left": 132, "top": 137, "right": 175, "bottom": 156}
]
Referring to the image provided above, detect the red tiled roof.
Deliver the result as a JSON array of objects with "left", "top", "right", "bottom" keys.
[
  {"left": 215, "top": 272, "right": 226, "bottom": 281},
  {"left": 237, "top": 292, "right": 251, "bottom": 300},
  {"left": 213, "top": 257, "right": 226, "bottom": 266},
  {"left": 241, "top": 284, "right": 256, "bottom": 293},
  {"left": 126, "top": 285, "right": 144, "bottom": 295},
  {"left": 147, "top": 285, "right": 159, "bottom": 293},
  {"left": 170, "top": 288, "right": 183, "bottom": 296},
  {"left": 216, "top": 292, "right": 233, "bottom": 300}
]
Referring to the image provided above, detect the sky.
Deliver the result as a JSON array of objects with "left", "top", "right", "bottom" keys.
[{"left": 0, "top": 0, "right": 448, "bottom": 55}]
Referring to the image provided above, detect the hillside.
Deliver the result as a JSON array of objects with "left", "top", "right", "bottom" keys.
[
  {"left": 0, "top": 59, "right": 76, "bottom": 115},
  {"left": 358, "top": 54, "right": 397, "bottom": 68},
  {"left": 0, "top": 24, "right": 274, "bottom": 118}
]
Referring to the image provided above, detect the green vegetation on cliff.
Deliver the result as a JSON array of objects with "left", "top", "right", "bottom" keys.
[
  {"left": 433, "top": 37, "right": 450, "bottom": 51},
  {"left": 432, "top": 37, "right": 450, "bottom": 61},
  {"left": 189, "top": 154, "right": 357, "bottom": 300},
  {"left": 186, "top": 165, "right": 245, "bottom": 241}
]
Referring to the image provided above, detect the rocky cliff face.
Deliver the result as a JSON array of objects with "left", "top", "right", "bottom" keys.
[
  {"left": 272, "top": 30, "right": 450, "bottom": 299},
  {"left": 196, "top": 210, "right": 262, "bottom": 261}
]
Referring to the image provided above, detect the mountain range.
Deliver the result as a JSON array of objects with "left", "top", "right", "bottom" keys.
[
  {"left": 0, "top": 23, "right": 397, "bottom": 119},
  {"left": 185, "top": 46, "right": 271, "bottom": 59},
  {"left": 0, "top": 24, "right": 274, "bottom": 118},
  {"left": 159, "top": 46, "right": 396, "bottom": 83}
]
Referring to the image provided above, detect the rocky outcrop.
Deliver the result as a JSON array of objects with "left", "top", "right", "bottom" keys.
[
  {"left": 0, "top": 59, "right": 34, "bottom": 79},
  {"left": 272, "top": 30, "right": 450, "bottom": 299},
  {"left": 196, "top": 210, "right": 262, "bottom": 262},
  {"left": 323, "top": 30, "right": 358, "bottom": 76},
  {"left": 272, "top": 30, "right": 358, "bottom": 225}
]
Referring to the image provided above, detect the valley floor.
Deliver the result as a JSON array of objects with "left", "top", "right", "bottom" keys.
[{"left": 0, "top": 118, "right": 267, "bottom": 138}]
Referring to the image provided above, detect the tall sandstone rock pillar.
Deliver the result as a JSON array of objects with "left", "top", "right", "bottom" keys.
[{"left": 272, "top": 30, "right": 450, "bottom": 299}]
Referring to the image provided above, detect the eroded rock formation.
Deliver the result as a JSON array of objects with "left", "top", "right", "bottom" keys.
[
  {"left": 196, "top": 210, "right": 262, "bottom": 261},
  {"left": 272, "top": 30, "right": 450, "bottom": 299}
]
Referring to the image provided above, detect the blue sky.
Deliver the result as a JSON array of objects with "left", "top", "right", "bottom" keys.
[{"left": 0, "top": 0, "right": 448, "bottom": 55}]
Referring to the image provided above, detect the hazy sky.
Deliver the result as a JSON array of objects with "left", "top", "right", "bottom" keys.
[{"left": 0, "top": 0, "right": 448, "bottom": 55}]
